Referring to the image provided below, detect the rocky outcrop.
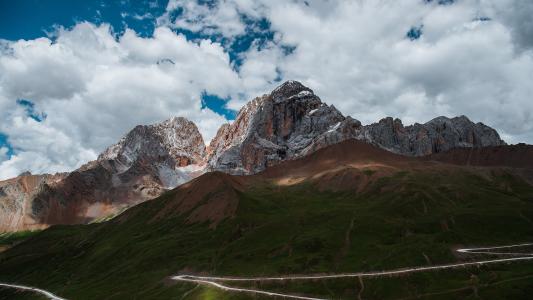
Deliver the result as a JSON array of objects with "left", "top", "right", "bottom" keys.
[
  {"left": 207, "top": 80, "right": 364, "bottom": 174},
  {"left": 363, "top": 116, "right": 506, "bottom": 156},
  {"left": 98, "top": 116, "right": 206, "bottom": 188},
  {"left": 206, "top": 80, "right": 505, "bottom": 174},
  {"left": 0, "top": 173, "right": 66, "bottom": 232}
]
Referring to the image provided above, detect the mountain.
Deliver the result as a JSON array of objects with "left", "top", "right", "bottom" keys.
[
  {"left": 0, "top": 117, "right": 205, "bottom": 232},
  {"left": 207, "top": 80, "right": 505, "bottom": 174},
  {"left": 207, "top": 80, "right": 363, "bottom": 174},
  {"left": 425, "top": 143, "right": 533, "bottom": 168},
  {"left": 0, "top": 173, "right": 66, "bottom": 232},
  {"left": 364, "top": 115, "right": 505, "bottom": 156},
  {"left": 97, "top": 116, "right": 206, "bottom": 188},
  {"left": 1, "top": 139, "right": 532, "bottom": 299},
  {"left": 0, "top": 81, "right": 509, "bottom": 232}
]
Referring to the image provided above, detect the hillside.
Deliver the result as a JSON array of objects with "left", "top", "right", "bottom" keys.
[
  {"left": 425, "top": 143, "right": 533, "bottom": 168},
  {"left": 1, "top": 140, "right": 532, "bottom": 299}
]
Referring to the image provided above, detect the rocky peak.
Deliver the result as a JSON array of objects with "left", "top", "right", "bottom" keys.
[
  {"left": 0, "top": 172, "right": 67, "bottom": 232},
  {"left": 207, "top": 81, "right": 363, "bottom": 174},
  {"left": 98, "top": 116, "right": 206, "bottom": 171},
  {"left": 270, "top": 80, "right": 314, "bottom": 102},
  {"left": 0, "top": 116, "right": 209, "bottom": 232},
  {"left": 363, "top": 115, "right": 505, "bottom": 156},
  {"left": 95, "top": 116, "right": 207, "bottom": 190},
  {"left": 17, "top": 171, "right": 32, "bottom": 177}
]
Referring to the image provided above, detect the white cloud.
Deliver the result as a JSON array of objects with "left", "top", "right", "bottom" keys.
[
  {"left": 0, "top": 147, "right": 8, "bottom": 163},
  {"left": 0, "top": 22, "right": 240, "bottom": 179},
  {"left": 486, "top": 0, "right": 533, "bottom": 52},
  {"left": 0, "top": 117, "right": 97, "bottom": 179},
  {"left": 159, "top": 0, "right": 249, "bottom": 38}
]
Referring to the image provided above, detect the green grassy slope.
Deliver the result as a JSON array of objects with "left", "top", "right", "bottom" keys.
[
  {"left": 0, "top": 287, "right": 48, "bottom": 300},
  {"left": 1, "top": 142, "right": 533, "bottom": 299},
  {"left": 0, "top": 231, "right": 41, "bottom": 252}
]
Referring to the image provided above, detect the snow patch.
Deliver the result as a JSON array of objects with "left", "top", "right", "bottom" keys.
[
  {"left": 327, "top": 122, "right": 341, "bottom": 133},
  {"left": 297, "top": 90, "right": 313, "bottom": 97},
  {"left": 288, "top": 90, "right": 314, "bottom": 101}
]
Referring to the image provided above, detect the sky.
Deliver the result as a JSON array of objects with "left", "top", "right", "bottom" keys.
[{"left": 0, "top": 0, "right": 532, "bottom": 179}]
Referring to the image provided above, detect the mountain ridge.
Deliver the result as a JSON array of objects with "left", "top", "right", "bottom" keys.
[
  {"left": 2, "top": 138, "right": 533, "bottom": 299},
  {"left": 0, "top": 80, "right": 510, "bottom": 232}
]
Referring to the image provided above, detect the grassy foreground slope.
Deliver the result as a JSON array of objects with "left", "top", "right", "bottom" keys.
[
  {"left": 1, "top": 140, "right": 533, "bottom": 299},
  {"left": 0, "top": 231, "right": 41, "bottom": 253}
]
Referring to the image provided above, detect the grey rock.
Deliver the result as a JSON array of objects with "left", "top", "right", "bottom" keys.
[
  {"left": 207, "top": 80, "right": 363, "bottom": 174},
  {"left": 206, "top": 81, "right": 506, "bottom": 174},
  {"left": 362, "top": 115, "right": 506, "bottom": 156}
]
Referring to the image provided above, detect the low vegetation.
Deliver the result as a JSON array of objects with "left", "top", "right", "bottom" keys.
[
  {"left": 1, "top": 167, "right": 532, "bottom": 299},
  {"left": 0, "top": 230, "right": 41, "bottom": 252}
]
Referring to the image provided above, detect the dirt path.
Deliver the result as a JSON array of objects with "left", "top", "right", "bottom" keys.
[
  {"left": 335, "top": 217, "right": 355, "bottom": 269},
  {"left": 0, "top": 283, "right": 66, "bottom": 300},
  {"left": 173, "top": 243, "right": 533, "bottom": 300}
]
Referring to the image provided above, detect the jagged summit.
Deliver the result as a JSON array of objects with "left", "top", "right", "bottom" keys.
[
  {"left": 206, "top": 80, "right": 360, "bottom": 174},
  {"left": 205, "top": 80, "right": 506, "bottom": 174},
  {"left": 270, "top": 80, "right": 314, "bottom": 102},
  {"left": 364, "top": 115, "right": 505, "bottom": 156},
  {"left": 98, "top": 116, "right": 206, "bottom": 171},
  {"left": 429, "top": 115, "right": 471, "bottom": 123}
]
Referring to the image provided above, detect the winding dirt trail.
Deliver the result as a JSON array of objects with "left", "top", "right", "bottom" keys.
[
  {"left": 1, "top": 243, "right": 531, "bottom": 300},
  {"left": 0, "top": 283, "right": 66, "bottom": 300},
  {"left": 172, "top": 243, "right": 533, "bottom": 300}
]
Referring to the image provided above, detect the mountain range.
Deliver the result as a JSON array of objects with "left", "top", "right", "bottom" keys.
[
  {"left": 1, "top": 139, "right": 532, "bottom": 299},
  {"left": 1, "top": 82, "right": 532, "bottom": 299},
  {"left": 0, "top": 81, "right": 511, "bottom": 232}
]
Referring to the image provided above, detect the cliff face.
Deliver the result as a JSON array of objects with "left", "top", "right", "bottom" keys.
[
  {"left": 0, "top": 173, "right": 66, "bottom": 232},
  {"left": 363, "top": 116, "right": 505, "bottom": 156},
  {"left": 98, "top": 116, "right": 206, "bottom": 188},
  {"left": 207, "top": 81, "right": 363, "bottom": 174},
  {"left": 206, "top": 81, "right": 505, "bottom": 174}
]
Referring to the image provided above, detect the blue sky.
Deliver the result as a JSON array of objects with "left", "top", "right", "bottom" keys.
[
  {"left": 1, "top": 0, "right": 532, "bottom": 179},
  {"left": 0, "top": 0, "right": 167, "bottom": 40}
]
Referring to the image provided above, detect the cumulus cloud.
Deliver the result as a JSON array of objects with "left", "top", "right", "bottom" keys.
[
  {"left": 159, "top": 0, "right": 249, "bottom": 38},
  {"left": 0, "top": 147, "right": 8, "bottom": 163},
  {"left": 487, "top": 0, "right": 533, "bottom": 52},
  {"left": 0, "top": 117, "right": 97, "bottom": 179},
  {"left": 0, "top": 22, "right": 240, "bottom": 179}
]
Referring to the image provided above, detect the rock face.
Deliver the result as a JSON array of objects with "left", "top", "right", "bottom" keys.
[
  {"left": 363, "top": 116, "right": 506, "bottom": 156},
  {"left": 0, "top": 80, "right": 509, "bottom": 232},
  {"left": 0, "top": 117, "right": 206, "bottom": 232},
  {"left": 98, "top": 116, "right": 206, "bottom": 188},
  {"left": 206, "top": 80, "right": 505, "bottom": 174},
  {"left": 207, "top": 81, "right": 363, "bottom": 174},
  {"left": 0, "top": 173, "right": 66, "bottom": 232}
]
